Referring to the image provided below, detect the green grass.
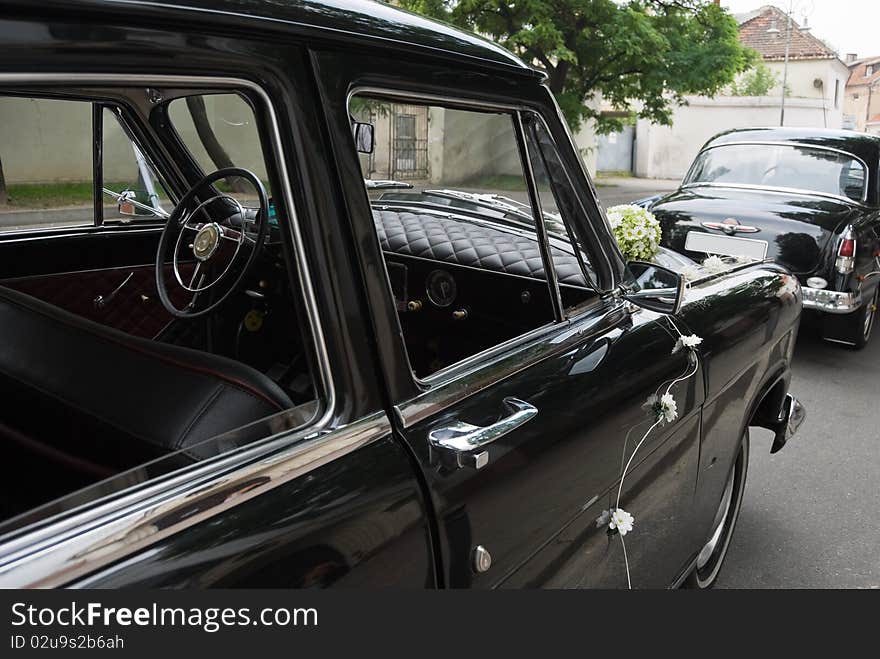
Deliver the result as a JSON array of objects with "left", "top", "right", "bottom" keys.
[{"left": 3, "top": 181, "right": 132, "bottom": 209}]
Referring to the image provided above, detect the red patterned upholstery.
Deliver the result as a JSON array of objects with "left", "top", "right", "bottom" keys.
[{"left": 1, "top": 264, "right": 191, "bottom": 339}]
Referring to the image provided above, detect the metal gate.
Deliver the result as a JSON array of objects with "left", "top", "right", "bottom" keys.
[
  {"left": 597, "top": 125, "right": 635, "bottom": 173},
  {"left": 391, "top": 105, "right": 428, "bottom": 180}
]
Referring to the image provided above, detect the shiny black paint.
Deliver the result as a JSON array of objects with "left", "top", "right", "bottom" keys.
[
  {"left": 75, "top": 436, "right": 437, "bottom": 588},
  {"left": 0, "top": 0, "right": 801, "bottom": 589},
  {"left": 651, "top": 127, "right": 880, "bottom": 343}
]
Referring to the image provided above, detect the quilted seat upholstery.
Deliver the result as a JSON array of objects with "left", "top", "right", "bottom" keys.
[{"left": 373, "top": 209, "right": 589, "bottom": 286}]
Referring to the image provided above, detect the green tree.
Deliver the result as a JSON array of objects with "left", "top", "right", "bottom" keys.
[
  {"left": 398, "top": 0, "right": 756, "bottom": 134},
  {"left": 728, "top": 61, "right": 779, "bottom": 96}
]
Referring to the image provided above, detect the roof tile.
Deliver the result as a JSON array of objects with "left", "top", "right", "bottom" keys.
[{"left": 738, "top": 5, "right": 836, "bottom": 61}]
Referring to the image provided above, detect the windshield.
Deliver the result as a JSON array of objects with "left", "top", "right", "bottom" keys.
[{"left": 685, "top": 143, "right": 867, "bottom": 202}]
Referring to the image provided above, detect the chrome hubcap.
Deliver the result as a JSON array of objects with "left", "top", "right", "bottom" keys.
[{"left": 696, "top": 465, "right": 735, "bottom": 570}]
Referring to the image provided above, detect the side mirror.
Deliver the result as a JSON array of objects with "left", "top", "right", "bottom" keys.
[
  {"left": 353, "top": 121, "right": 374, "bottom": 154},
  {"left": 117, "top": 189, "right": 139, "bottom": 216},
  {"left": 622, "top": 261, "right": 685, "bottom": 315}
]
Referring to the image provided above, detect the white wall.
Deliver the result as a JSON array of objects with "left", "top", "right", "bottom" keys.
[
  {"left": 764, "top": 58, "right": 850, "bottom": 129},
  {"left": 0, "top": 94, "right": 266, "bottom": 185},
  {"left": 634, "top": 95, "right": 842, "bottom": 180}
]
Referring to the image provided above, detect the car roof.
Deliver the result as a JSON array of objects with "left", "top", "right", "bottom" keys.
[
  {"left": 704, "top": 127, "right": 880, "bottom": 166},
  {"left": 40, "top": 0, "right": 540, "bottom": 78}
]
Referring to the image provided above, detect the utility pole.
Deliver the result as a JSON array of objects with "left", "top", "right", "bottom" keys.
[{"left": 779, "top": 6, "right": 793, "bottom": 126}]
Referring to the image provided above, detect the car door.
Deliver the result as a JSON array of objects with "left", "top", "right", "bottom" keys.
[
  {"left": 395, "top": 299, "right": 703, "bottom": 588},
  {"left": 333, "top": 83, "right": 705, "bottom": 587}
]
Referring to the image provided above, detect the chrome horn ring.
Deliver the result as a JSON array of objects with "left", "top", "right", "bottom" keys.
[{"left": 172, "top": 194, "right": 246, "bottom": 294}]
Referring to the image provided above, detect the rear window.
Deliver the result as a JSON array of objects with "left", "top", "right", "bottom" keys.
[{"left": 685, "top": 143, "right": 867, "bottom": 202}]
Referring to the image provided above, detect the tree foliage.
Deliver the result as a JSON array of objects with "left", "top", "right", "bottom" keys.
[
  {"left": 728, "top": 61, "right": 778, "bottom": 97},
  {"left": 398, "top": 0, "right": 756, "bottom": 134}
]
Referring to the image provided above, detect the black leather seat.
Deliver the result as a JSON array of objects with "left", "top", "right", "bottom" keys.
[{"left": 0, "top": 284, "right": 293, "bottom": 480}]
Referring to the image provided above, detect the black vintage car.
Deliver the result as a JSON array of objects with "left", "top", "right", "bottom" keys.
[
  {"left": 642, "top": 127, "right": 880, "bottom": 349},
  {"left": 0, "top": 0, "right": 803, "bottom": 589}
]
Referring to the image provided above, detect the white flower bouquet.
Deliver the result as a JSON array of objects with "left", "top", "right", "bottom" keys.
[{"left": 606, "top": 204, "right": 662, "bottom": 261}]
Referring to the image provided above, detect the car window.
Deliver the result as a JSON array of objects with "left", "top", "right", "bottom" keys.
[
  {"left": 686, "top": 143, "right": 867, "bottom": 201},
  {"left": 351, "top": 94, "right": 562, "bottom": 379},
  {"left": 102, "top": 108, "right": 172, "bottom": 222},
  {"left": 167, "top": 93, "right": 271, "bottom": 196},
  {"left": 0, "top": 96, "right": 94, "bottom": 231}
]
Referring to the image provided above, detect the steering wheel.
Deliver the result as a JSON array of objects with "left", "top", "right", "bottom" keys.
[{"left": 156, "top": 167, "right": 269, "bottom": 318}]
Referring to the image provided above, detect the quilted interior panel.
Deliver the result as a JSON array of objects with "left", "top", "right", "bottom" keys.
[
  {"left": 2, "top": 264, "right": 191, "bottom": 339},
  {"left": 373, "top": 209, "right": 588, "bottom": 286}
]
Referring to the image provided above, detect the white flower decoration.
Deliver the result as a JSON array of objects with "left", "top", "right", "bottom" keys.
[
  {"left": 673, "top": 333, "right": 703, "bottom": 354},
  {"left": 681, "top": 266, "right": 700, "bottom": 283},
  {"left": 607, "top": 211, "right": 623, "bottom": 229},
  {"left": 658, "top": 392, "right": 678, "bottom": 423},
  {"left": 609, "top": 508, "right": 635, "bottom": 536},
  {"left": 701, "top": 255, "right": 727, "bottom": 274}
]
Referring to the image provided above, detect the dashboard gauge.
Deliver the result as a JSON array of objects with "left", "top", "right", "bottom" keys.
[{"left": 426, "top": 269, "right": 457, "bottom": 308}]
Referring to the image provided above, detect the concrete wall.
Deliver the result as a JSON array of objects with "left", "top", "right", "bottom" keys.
[
  {"left": 0, "top": 94, "right": 266, "bottom": 185},
  {"left": 436, "top": 109, "right": 521, "bottom": 185},
  {"left": 763, "top": 58, "right": 850, "bottom": 129},
  {"left": 844, "top": 84, "right": 880, "bottom": 133},
  {"left": 362, "top": 101, "right": 524, "bottom": 187},
  {"left": 634, "top": 95, "right": 841, "bottom": 180},
  {"left": 1, "top": 97, "right": 94, "bottom": 184}
]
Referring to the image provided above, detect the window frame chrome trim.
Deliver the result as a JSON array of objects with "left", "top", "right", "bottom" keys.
[
  {"left": 683, "top": 140, "right": 872, "bottom": 205},
  {"left": 0, "top": 72, "right": 341, "bottom": 587}
]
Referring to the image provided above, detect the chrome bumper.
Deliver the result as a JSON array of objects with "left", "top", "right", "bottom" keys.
[
  {"left": 801, "top": 286, "right": 861, "bottom": 314},
  {"left": 770, "top": 394, "right": 806, "bottom": 454}
]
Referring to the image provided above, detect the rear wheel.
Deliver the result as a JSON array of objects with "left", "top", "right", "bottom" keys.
[{"left": 684, "top": 432, "right": 749, "bottom": 589}]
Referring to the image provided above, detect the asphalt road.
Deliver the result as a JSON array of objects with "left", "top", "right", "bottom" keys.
[{"left": 711, "top": 323, "right": 880, "bottom": 588}]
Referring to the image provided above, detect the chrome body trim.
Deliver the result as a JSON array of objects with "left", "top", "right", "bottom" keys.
[
  {"left": 770, "top": 394, "right": 806, "bottom": 453},
  {"left": 683, "top": 140, "right": 871, "bottom": 205},
  {"left": 801, "top": 286, "right": 862, "bottom": 313},
  {"left": 0, "top": 73, "right": 340, "bottom": 586},
  {"left": 0, "top": 412, "right": 391, "bottom": 588}
]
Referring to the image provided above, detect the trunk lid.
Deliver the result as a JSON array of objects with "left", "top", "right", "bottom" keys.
[{"left": 651, "top": 186, "right": 857, "bottom": 274}]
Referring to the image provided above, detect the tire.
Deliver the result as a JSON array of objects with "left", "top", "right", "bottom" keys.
[
  {"left": 683, "top": 432, "right": 749, "bottom": 589},
  {"left": 837, "top": 285, "right": 878, "bottom": 350}
]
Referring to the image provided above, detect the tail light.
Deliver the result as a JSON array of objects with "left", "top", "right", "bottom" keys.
[{"left": 836, "top": 227, "right": 856, "bottom": 274}]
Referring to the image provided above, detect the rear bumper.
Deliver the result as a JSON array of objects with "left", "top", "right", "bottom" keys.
[
  {"left": 769, "top": 394, "right": 806, "bottom": 453},
  {"left": 801, "top": 286, "right": 861, "bottom": 314}
]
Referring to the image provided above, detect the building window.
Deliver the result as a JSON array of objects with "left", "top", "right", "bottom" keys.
[
  {"left": 853, "top": 93, "right": 860, "bottom": 100},
  {"left": 867, "top": 65, "right": 875, "bottom": 77},
  {"left": 834, "top": 79, "right": 840, "bottom": 109}
]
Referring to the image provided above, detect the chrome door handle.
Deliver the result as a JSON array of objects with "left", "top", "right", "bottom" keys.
[{"left": 428, "top": 397, "right": 537, "bottom": 469}]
